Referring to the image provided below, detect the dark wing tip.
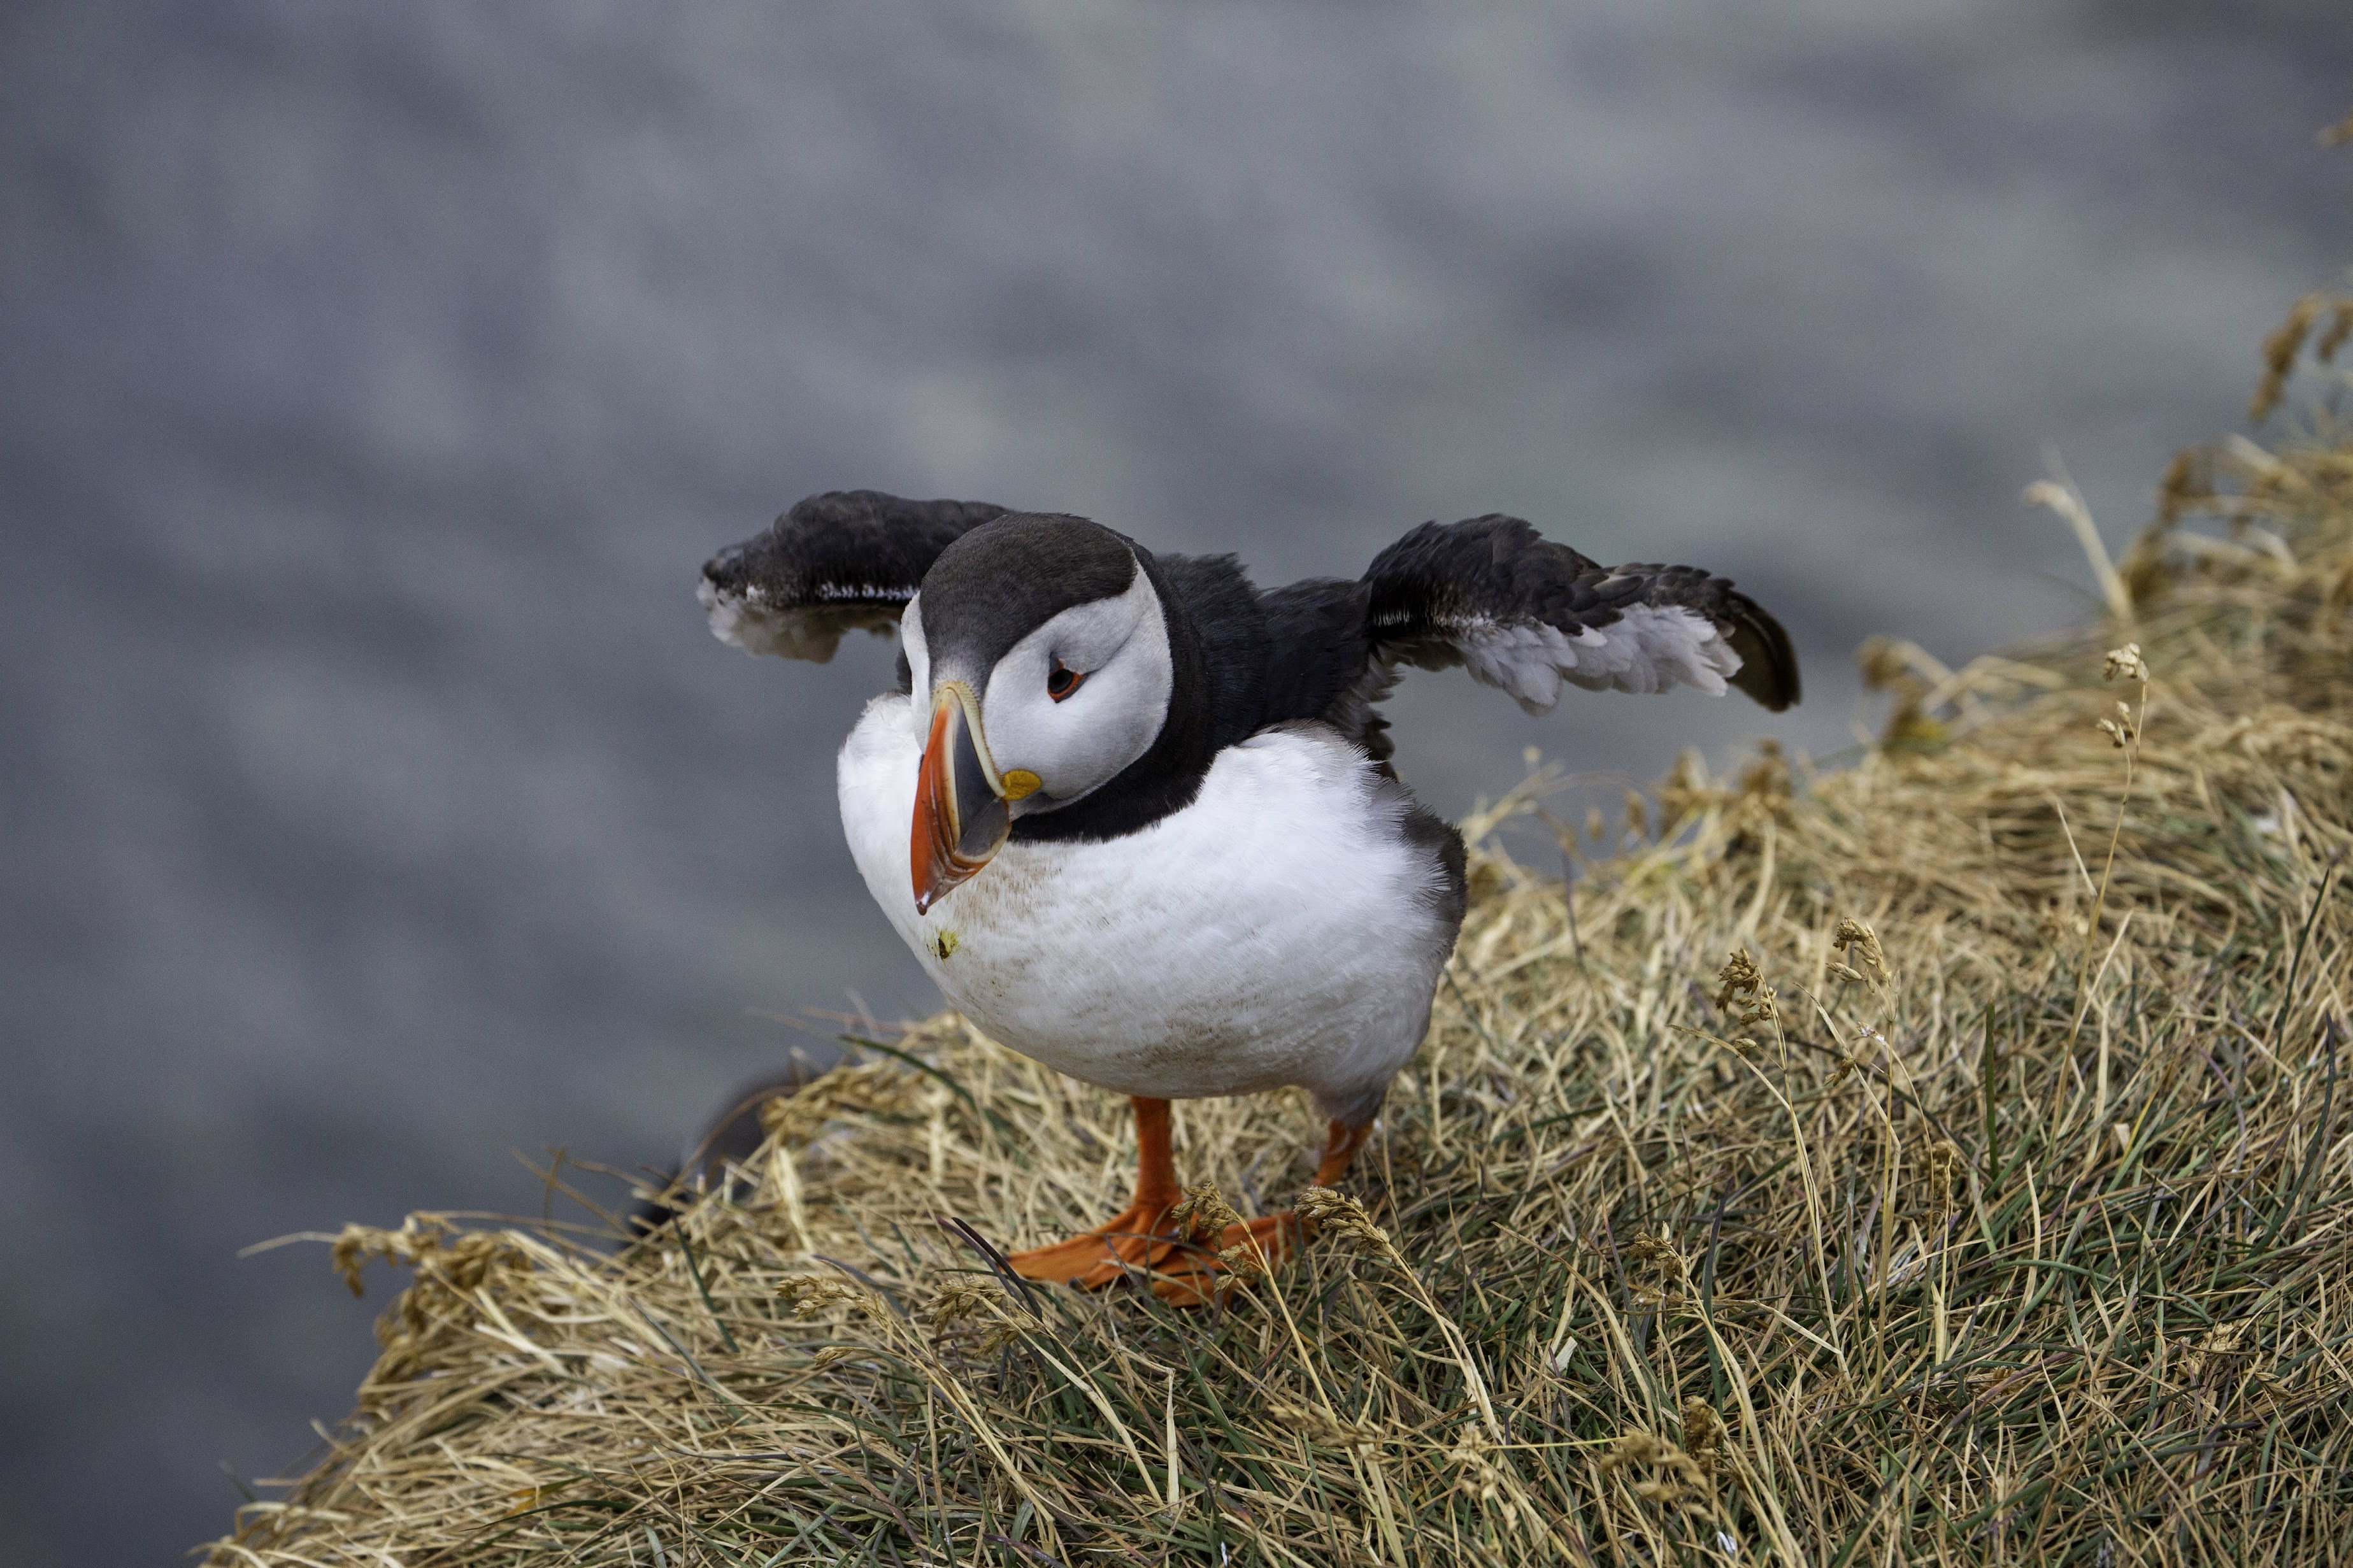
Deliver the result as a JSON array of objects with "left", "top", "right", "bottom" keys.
[
  {"left": 697, "top": 537, "right": 762, "bottom": 599},
  {"left": 1723, "top": 594, "right": 1801, "bottom": 711},
  {"left": 698, "top": 490, "right": 1011, "bottom": 662}
]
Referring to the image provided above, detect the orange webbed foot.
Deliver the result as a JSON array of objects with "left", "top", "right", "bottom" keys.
[
  {"left": 1147, "top": 1213, "right": 1300, "bottom": 1306},
  {"left": 1005, "top": 1201, "right": 1184, "bottom": 1286},
  {"left": 1002, "top": 1099, "right": 1365, "bottom": 1308},
  {"left": 1006, "top": 1206, "right": 1302, "bottom": 1306}
]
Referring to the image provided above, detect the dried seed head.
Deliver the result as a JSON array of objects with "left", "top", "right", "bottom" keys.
[
  {"left": 1680, "top": 1399, "right": 1727, "bottom": 1481},
  {"left": 778, "top": 1276, "right": 868, "bottom": 1316},
  {"left": 2096, "top": 701, "right": 2138, "bottom": 748},
  {"left": 1168, "top": 1182, "right": 1243, "bottom": 1243},
  {"left": 2102, "top": 643, "right": 2149, "bottom": 683},
  {"left": 805, "top": 1345, "right": 862, "bottom": 1372},
  {"left": 1714, "top": 948, "right": 1763, "bottom": 1011},
  {"left": 1926, "top": 1140, "right": 1964, "bottom": 1216},
  {"left": 1268, "top": 1399, "right": 1382, "bottom": 1454},
  {"left": 1624, "top": 1230, "right": 1687, "bottom": 1281},
  {"left": 327, "top": 1212, "right": 530, "bottom": 1372},
  {"left": 2319, "top": 299, "right": 2353, "bottom": 364},
  {"left": 1624, "top": 790, "right": 1650, "bottom": 841},
  {"left": 1216, "top": 1242, "right": 1268, "bottom": 1281},
  {"left": 1657, "top": 749, "right": 1726, "bottom": 834},
  {"left": 328, "top": 1218, "right": 534, "bottom": 1374},
  {"left": 924, "top": 1276, "right": 1003, "bottom": 1330},
  {"left": 2253, "top": 293, "right": 2322, "bottom": 422},
  {"left": 1738, "top": 739, "right": 1792, "bottom": 804},
  {"left": 332, "top": 1220, "right": 424, "bottom": 1298},
  {"left": 1585, "top": 805, "right": 1606, "bottom": 843},
  {"left": 1446, "top": 1428, "right": 1508, "bottom": 1501},
  {"left": 1827, "top": 961, "right": 1864, "bottom": 985},
  {"left": 1831, "top": 918, "right": 1889, "bottom": 981},
  {"left": 1599, "top": 1432, "right": 1710, "bottom": 1506},
  {"left": 1857, "top": 635, "right": 1911, "bottom": 691},
  {"left": 1297, "top": 1186, "right": 1394, "bottom": 1257},
  {"left": 2155, "top": 446, "right": 2216, "bottom": 528},
  {"left": 2181, "top": 1321, "right": 2252, "bottom": 1385},
  {"left": 1680, "top": 1398, "right": 1724, "bottom": 1449},
  {"left": 1713, "top": 948, "right": 1782, "bottom": 1036}
]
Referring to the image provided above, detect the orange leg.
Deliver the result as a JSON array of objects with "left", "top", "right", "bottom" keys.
[
  {"left": 1006, "top": 1097, "right": 1186, "bottom": 1286},
  {"left": 1315, "top": 1117, "right": 1375, "bottom": 1187},
  {"left": 1162, "top": 1118, "right": 1375, "bottom": 1302},
  {"left": 1006, "top": 1104, "right": 1375, "bottom": 1306}
]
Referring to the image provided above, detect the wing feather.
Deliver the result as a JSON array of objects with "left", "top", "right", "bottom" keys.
[
  {"left": 1359, "top": 515, "right": 1799, "bottom": 713},
  {"left": 698, "top": 490, "right": 1007, "bottom": 661}
]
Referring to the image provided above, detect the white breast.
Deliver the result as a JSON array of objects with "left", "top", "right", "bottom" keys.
[{"left": 836, "top": 694, "right": 1456, "bottom": 1122}]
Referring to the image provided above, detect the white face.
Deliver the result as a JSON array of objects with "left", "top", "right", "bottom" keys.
[
  {"left": 901, "top": 594, "right": 932, "bottom": 709},
  {"left": 902, "top": 561, "right": 1173, "bottom": 810}
]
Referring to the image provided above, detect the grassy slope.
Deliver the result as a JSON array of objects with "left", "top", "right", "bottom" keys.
[{"left": 211, "top": 303, "right": 2351, "bottom": 1567}]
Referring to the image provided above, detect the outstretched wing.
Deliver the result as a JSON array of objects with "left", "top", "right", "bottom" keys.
[
  {"left": 699, "top": 490, "right": 1008, "bottom": 661},
  {"left": 1359, "top": 514, "right": 1799, "bottom": 714}
]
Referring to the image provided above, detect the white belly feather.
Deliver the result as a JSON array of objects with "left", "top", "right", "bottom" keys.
[{"left": 837, "top": 693, "right": 1455, "bottom": 1118}]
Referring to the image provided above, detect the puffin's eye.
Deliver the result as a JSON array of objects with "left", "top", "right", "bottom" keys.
[{"left": 1047, "top": 660, "right": 1086, "bottom": 702}]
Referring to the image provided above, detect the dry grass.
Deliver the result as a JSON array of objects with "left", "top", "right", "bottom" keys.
[{"left": 209, "top": 310, "right": 2351, "bottom": 1566}]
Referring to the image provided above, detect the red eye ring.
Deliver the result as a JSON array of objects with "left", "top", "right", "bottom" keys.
[{"left": 1047, "top": 660, "right": 1085, "bottom": 702}]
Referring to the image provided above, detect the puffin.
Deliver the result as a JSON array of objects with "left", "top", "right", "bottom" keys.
[{"left": 699, "top": 491, "right": 1798, "bottom": 1299}]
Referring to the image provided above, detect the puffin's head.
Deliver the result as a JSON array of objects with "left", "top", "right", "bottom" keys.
[{"left": 903, "top": 513, "right": 1173, "bottom": 912}]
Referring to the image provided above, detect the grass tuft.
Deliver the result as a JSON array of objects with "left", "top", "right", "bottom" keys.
[{"left": 210, "top": 321, "right": 2351, "bottom": 1565}]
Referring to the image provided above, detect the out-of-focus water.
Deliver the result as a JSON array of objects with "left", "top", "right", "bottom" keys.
[{"left": 1, "top": 1, "right": 2345, "bottom": 1557}]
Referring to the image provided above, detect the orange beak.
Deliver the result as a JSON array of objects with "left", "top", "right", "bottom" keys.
[{"left": 911, "top": 686, "right": 1011, "bottom": 914}]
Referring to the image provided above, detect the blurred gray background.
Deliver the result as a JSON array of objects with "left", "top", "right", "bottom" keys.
[{"left": 2, "top": 1, "right": 2346, "bottom": 1558}]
